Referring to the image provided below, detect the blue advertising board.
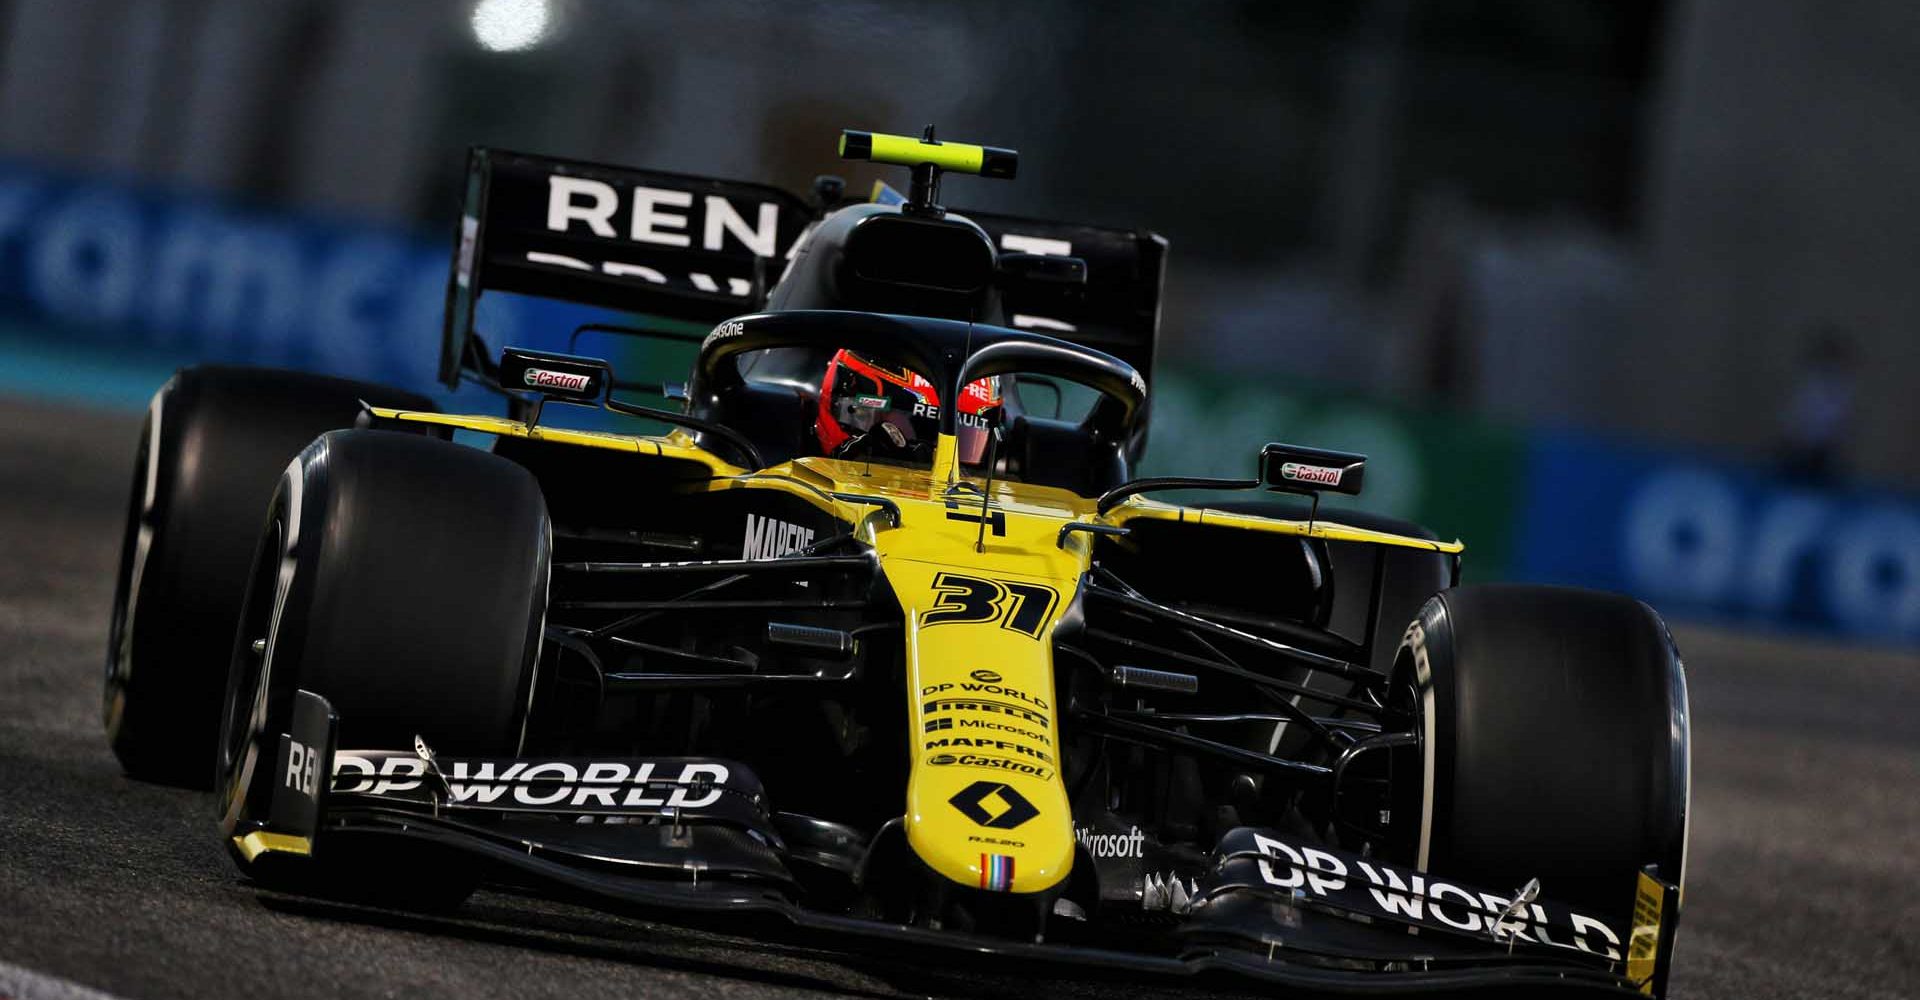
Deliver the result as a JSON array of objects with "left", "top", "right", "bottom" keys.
[
  {"left": 1515, "top": 430, "right": 1920, "bottom": 644},
  {"left": 0, "top": 162, "right": 452, "bottom": 389}
]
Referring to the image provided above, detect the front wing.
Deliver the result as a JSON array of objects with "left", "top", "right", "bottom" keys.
[{"left": 235, "top": 692, "right": 1675, "bottom": 997}]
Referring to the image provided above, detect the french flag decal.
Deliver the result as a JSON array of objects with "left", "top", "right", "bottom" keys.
[{"left": 980, "top": 853, "right": 1015, "bottom": 891}]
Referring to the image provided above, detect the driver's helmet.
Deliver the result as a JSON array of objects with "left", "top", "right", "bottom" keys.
[{"left": 815, "top": 349, "right": 1001, "bottom": 464}]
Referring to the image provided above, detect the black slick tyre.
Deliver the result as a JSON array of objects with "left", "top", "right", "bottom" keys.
[
  {"left": 105, "top": 367, "right": 434, "bottom": 787},
  {"left": 218, "top": 429, "right": 550, "bottom": 907},
  {"left": 1393, "top": 584, "right": 1690, "bottom": 936}
]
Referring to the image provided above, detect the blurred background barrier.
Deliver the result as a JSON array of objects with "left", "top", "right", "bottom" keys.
[{"left": 0, "top": 159, "right": 451, "bottom": 397}]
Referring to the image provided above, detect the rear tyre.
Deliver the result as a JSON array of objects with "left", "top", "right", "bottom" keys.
[
  {"left": 1393, "top": 584, "right": 1689, "bottom": 936},
  {"left": 218, "top": 429, "right": 550, "bottom": 907},
  {"left": 105, "top": 367, "right": 434, "bottom": 788}
]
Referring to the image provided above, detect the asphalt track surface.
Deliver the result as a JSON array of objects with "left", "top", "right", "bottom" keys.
[{"left": 0, "top": 398, "right": 1914, "bottom": 1000}]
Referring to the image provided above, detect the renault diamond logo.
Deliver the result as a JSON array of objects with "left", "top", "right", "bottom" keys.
[{"left": 948, "top": 780, "right": 1039, "bottom": 829}]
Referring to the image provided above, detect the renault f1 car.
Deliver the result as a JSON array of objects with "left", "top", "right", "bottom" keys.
[{"left": 103, "top": 128, "right": 1689, "bottom": 996}]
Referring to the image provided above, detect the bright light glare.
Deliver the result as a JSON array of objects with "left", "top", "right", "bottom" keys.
[{"left": 471, "top": 0, "right": 552, "bottom": 53}]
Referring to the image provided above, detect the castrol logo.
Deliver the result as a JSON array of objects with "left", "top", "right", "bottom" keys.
[
  {"left": 524, "top": 368, "right": 592, "bottom": 392},
  {"left": 1280, "top": 462, "right": 1343, "bottom": 486}
]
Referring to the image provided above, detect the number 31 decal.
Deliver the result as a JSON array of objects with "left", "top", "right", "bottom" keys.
[{"left": 920, "top": 572, "right": 1061, "bottom": 638}]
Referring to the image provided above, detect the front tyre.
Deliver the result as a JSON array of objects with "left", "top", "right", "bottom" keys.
[
  {"left": 218, "top": 430, "right": 550, "bottom": 906},
  {"left": 1393, "top": 585, "right": 1689, "bottom": 951}
]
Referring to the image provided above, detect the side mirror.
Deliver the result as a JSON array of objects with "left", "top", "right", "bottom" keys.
[
  {"left": 998, "top": 251, "right": 1087, "bottom": 287},
  {"left": 1260, "top": 442, "right": 1365, "bottom": 497},
  {"left": 500, "top": 347, "right": 612, "bottom": 404}
]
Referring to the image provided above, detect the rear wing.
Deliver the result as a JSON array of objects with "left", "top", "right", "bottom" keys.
[
  {"left": 441, "top": 147, "right": 1168, "bottom": 388},
  {"left": 439, "top": 148, "right": 813, "bottom": 386}
]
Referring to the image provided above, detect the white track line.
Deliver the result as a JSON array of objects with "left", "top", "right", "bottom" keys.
[{"left": 0, "top": 960, "right": 132, "bottom": 1000}]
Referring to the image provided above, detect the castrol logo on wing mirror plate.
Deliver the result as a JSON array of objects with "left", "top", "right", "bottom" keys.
[
  {"left": 1260, "top": 443, "right": 1366, "bottom": 496},
  {"left": 524, "top": 368, "right": 594, "bottom": 393},
  {"left": 1280, "top": 462, "right": 1344, "bottom": 487},
  {"left": 499, "top": 347, "right": 611, "bottom": 399}
]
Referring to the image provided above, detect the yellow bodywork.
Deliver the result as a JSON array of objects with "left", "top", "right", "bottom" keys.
[
  {"left": 368, "top": 406, "right": 1459, "bottom": 893},
  {"left": 233, "top": 830, "right": 312, "bottom": 862}
]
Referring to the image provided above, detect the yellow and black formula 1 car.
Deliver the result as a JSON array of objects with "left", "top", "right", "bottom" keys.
[{"left": 103, "top": 129, "right": 1689, "bottom": 996}]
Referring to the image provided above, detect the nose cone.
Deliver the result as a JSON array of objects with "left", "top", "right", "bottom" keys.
[{"left": 883, "top": 558, "right": 1076, "bottom": 895}]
